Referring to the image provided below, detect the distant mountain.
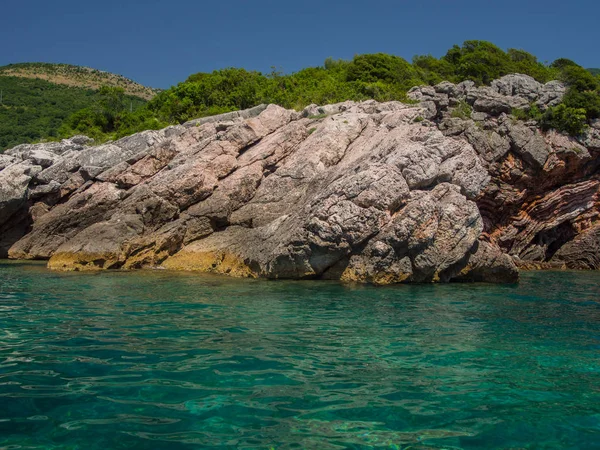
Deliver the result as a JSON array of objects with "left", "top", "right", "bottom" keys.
[
  {"left": 0, "top": 63, "right": 159, "bottom": 100},
  {"left": 588, "top": 68, "right": 600, "bottom": 76},
  {"left": 0, "top": 63, "right": 155, "bottom": 151}
]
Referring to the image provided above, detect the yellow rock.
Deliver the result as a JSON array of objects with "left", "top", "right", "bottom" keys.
[
  {"left": 339, "top": 266, "right": 411, "bottom": 285},
  {"left": 48, "top": 252, "right": 123, "bottom": 271},
  {"left": 162, "top": 250, "right": 256, "bottom": 278}
]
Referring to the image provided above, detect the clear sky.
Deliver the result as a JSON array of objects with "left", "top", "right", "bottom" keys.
[{"left": 1, "top": 0, "right": 598, "bottom": 89}]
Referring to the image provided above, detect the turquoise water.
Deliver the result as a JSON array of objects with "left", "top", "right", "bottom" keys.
[{"left": 0, "top": 262, "right": 599, "bottom": 449}]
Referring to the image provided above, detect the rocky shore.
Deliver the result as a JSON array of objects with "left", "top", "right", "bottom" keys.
[{"left": 1, "top": 74, "right": 599, "bottom": 283}]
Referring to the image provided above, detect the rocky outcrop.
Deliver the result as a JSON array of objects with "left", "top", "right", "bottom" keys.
[
  {"left": 410, "top": 74, "right": 600, "bottom": 270},
  {"left": 408, "top": 74, "right": 566, "bottom": 120},
  {"left": 1, "top": 73, "right": 598, "bottom": 282},
  {"left": 551, "top": 226, "right": 600, "bottom": 269},
  {"left": 0, "top": 100, "right": 517, "bottom": 282}
]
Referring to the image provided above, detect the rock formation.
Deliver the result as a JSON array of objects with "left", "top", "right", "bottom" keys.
[
  {"left": 409, "top": 74, "right": 600, "bottom": 270},
  {"left": 1, "top": 74, "right": 598, "bottom": 282}
]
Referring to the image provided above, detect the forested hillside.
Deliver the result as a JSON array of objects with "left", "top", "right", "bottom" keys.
[{"left": 0, "top": 76, "right": 147, "bottom": 151}]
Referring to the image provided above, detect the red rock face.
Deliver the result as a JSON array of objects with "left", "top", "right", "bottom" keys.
[{"left": 477, "top": 133, "right": 600, "bottom": 267}]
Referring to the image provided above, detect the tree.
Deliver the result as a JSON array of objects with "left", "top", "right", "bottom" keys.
[{"left": 96, "top": 86, "right": 126, "bottom": 131}]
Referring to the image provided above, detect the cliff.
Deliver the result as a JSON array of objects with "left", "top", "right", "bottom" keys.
[
  {"left": 407, "top": 74, "right": 600, "bottom": 270},
  {"left": 1, "top": 74, "right": 598, "bottom": 283}
]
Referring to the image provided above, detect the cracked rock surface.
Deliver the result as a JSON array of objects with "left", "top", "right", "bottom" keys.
[
  {"left": 2, "top": 75, "right": 597, "bottom": 281},
  {"left": 1, "top": 101, "right": 512, "bottom": 282}
]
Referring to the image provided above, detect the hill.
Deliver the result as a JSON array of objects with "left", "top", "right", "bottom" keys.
[
  {"left": 0, "top": 63, "right": 159, "bottom": 100},
  {"left": 588, "top": 68, "right": 600, "bottom": 76},
  {"left": 0, "top": 76, "right": 147, "bottom": 151}
]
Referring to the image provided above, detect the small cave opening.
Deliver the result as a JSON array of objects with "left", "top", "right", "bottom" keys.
[{"left": 534, "top": 222, "right": 577, "bottom": 261}]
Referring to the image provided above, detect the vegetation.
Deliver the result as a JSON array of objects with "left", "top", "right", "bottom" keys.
[
  {"left": 434, "top": 41, "right": 556, "bottom": 85},
  {"left": 528, "top": 59, "right": 600, "bottom": 135},
  {"left": 540, "top": 104, "right": 588, "bottom": 136},
  {"left": 0, "top": 76, "right": 147, "bottom": 150},
  {"left": 0, "top": 63, "right": 159, "bottom": 100},
  {"left": 451, "top": 101, "right": 473, "bottom": 120},
  {"left": 57, "top": 86, "right": 164, "bottom": 141},
  {"left": 1, "top": 42, "right": 599, "bottom": 151},
  {"left": 133, "top": 41, "right": 561, "bottom": 131},
  {"left": 140, "top": 41, "right": 597, "bottom": 138}
]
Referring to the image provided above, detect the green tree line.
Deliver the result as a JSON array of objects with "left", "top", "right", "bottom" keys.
[{"left": 3, "top": 41, "right": 600, "bottom": 152}]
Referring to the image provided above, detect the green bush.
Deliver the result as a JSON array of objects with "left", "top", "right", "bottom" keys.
[
  {"left": 511, "top": 108, "right": 529, "bottom": 121},
  {"left": 540, "top": 104, "right": 588, "bottom": 136},
  {"left": 346, "top": 53, "right": 423, "bottom": 90},
  {"left": 450, "top": 101, "right": 473, "bottom": 119},
  {"left": 442, "top": 41, "right": 554, "bottom": 85},
  {"left": 58, "top": 41, "right": 599, "bottom": 143}
]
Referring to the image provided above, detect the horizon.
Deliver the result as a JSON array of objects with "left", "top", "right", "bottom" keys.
[{"left": 1, "top": 0, "right": 599, "bottom": 89}]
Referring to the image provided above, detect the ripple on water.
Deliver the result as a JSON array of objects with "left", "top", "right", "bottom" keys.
[{"left": 0, "top": 264, "right": 599, "bottom": 449}]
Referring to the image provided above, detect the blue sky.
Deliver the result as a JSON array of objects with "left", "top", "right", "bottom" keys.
[{"left": 1, "top": 0, "right": 598, "bottom": 88}]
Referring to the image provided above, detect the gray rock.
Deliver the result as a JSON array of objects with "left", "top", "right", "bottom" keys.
[
  {"left": 491, "top": 74, "right": 542, "bottom": 100},
  {"left": 470, "top": 87, "right": 530, "bottom": 115},
  {"left": 5, "top": 137, "right": 87, "bottom": 158},
  {"left": 471, "top": 112, "right": 489, "bottom": 122},
  {"left": 0, "top": 162, "right": 36, "bottom": 227},
  {"left": 464, "top": 124, "right": 511, "bottom": 163},
  {"left": 48, "top": 214, "right": 145, "bottom": 271},
  {"left": 551, "top": 226, "right": 600, "bottom": 269},
  {"left": 580, "top": 126, "right": 600, "bottom": 150},
  {"left": 184, "top": 104, "right": 269, "bottom": 127},
  {"left": 80, "top": 166, "right": 105, "bottom": 180},
  {"left": 438, "top": 117, "right": 471, "bottom": 136},
  {"left": 0, "top": 154, "right": 18, "bottom": 170},
  {"left": 2, "top": 79, "right": 592, "bottom": 282},
  {"left": 407, "top": 86, "right": 450, "bottom": 118},
  {"left": 27, "top": 149, "right": 61, "bottom": 168},
  {"left": 456, "top": 80, "right": 475, "bottom": 94},
  {"left": 413, "top": 75, "right": 566, "bottom": 122},
  {"left": 9, "top": 182, "right": 125, "bottom": 259},
  {"left": 502, "top": 119, "right": 550, "bottom": 168},
  {"left": 3, "top": 101, "right": 514, "bottom": 283},
  {"left": 28, "top": 180, "right": 61, "bottom": 199},
  {"left": 69, "top": 135, "right": 94, "bottom": 145},
  {"left": 537, "top": 81, "right": 566, "bottom": 109},
  {"left": 454, "top": 240, "right": 519, "bottom": 283},
  {"left": 35, "top": 159, "right": 76, "bottom": 185},
  {"left": 434, "top": 81, "right": 458, "bottom": 95}
]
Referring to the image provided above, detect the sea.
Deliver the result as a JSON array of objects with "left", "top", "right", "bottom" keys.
[{"left": 0, "top": 260, "right": 599, "bottom": 449}]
